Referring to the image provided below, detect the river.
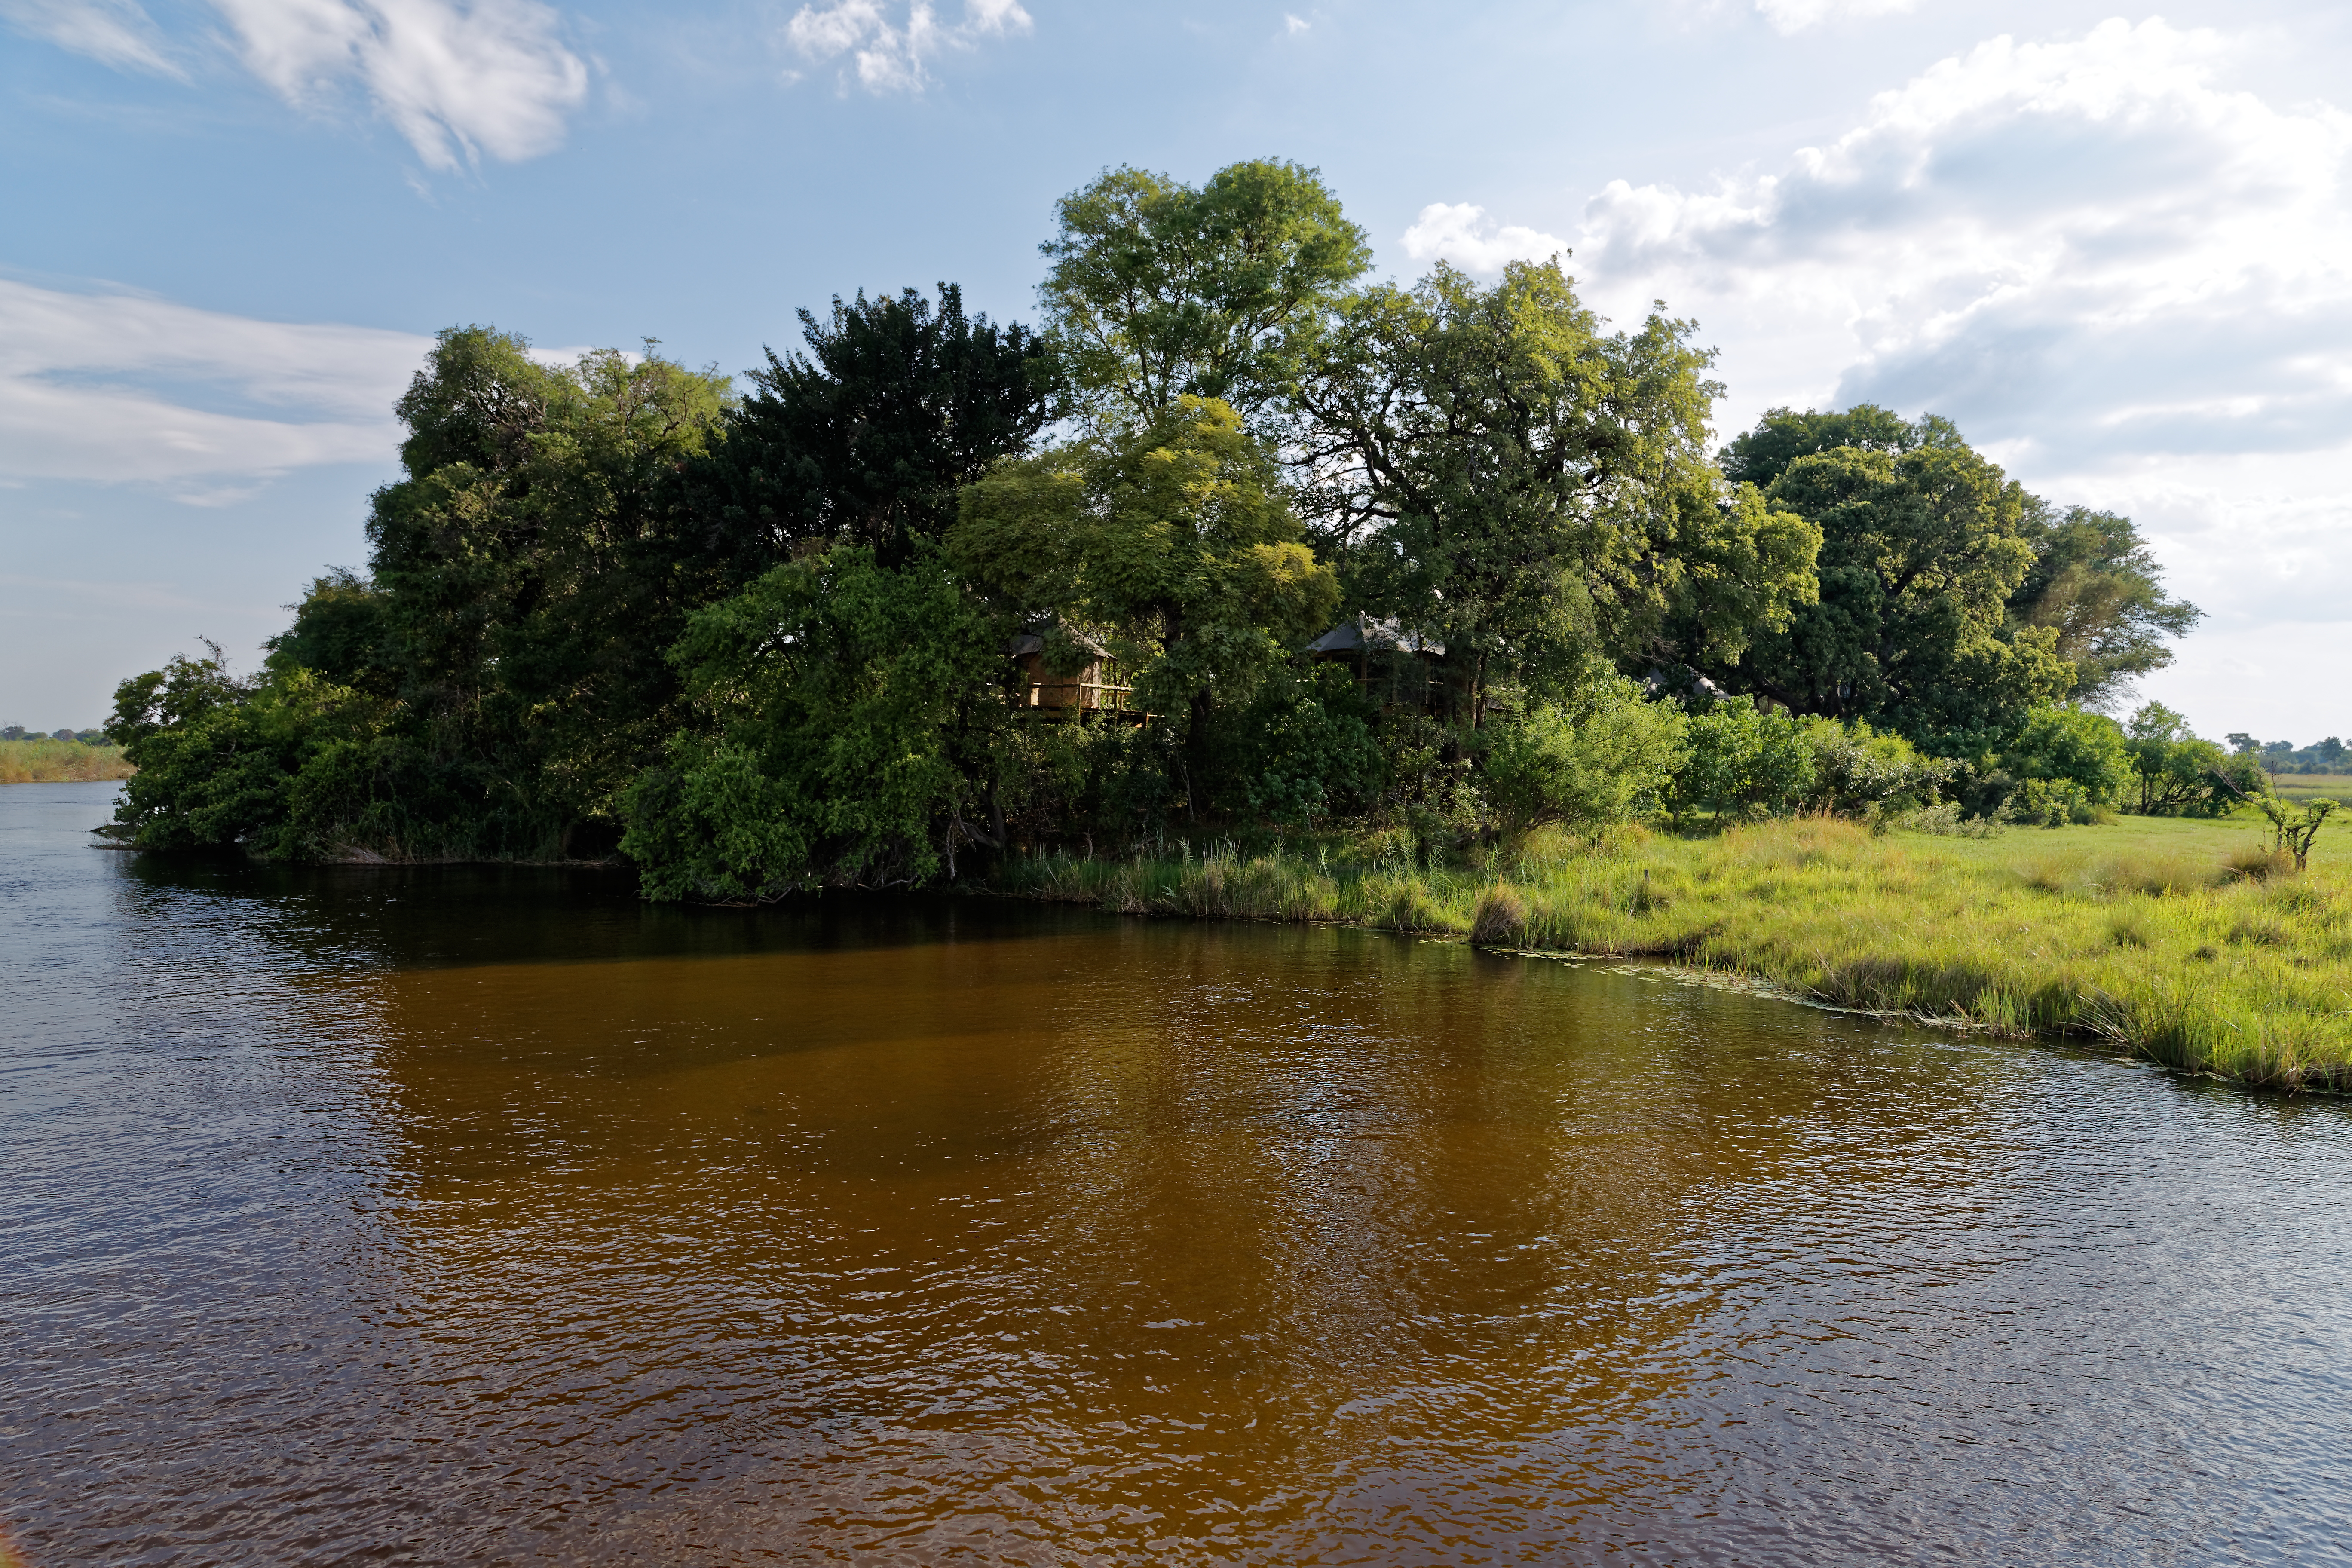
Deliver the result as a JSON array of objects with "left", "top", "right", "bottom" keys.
[{"left": 4, "top": 781, "right": 2350, "bottom": 1565}]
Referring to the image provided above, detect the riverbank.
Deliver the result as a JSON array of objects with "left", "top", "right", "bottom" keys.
[
  {"left": 994, "top": 813, "right": 2352, "bottom": 1093},
  {"left": 0, "top": 740, "right": 132, "bottom": 785}
]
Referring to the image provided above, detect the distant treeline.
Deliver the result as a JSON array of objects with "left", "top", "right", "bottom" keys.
[
  {"left": 2233, "top": 735, "right": 2349, "bottom": 775},
  {"left": 104, "top": 160, "right": 2242, "bottom": 894},
  {"left": 3, "top": 727, "right": 104, "bottom": 743}
]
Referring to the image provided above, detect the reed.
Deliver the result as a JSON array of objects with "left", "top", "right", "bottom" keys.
[
  {"left": 0, "top": 739, "right": 133, "bottom": 784},
  {"left": 992, "top": 813, "right": 2352, "bottom": 1093}
]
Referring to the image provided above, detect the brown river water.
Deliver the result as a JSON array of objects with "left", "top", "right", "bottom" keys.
[{"left": 5, "top": 781, "right": 2351, "bottom": 1565}]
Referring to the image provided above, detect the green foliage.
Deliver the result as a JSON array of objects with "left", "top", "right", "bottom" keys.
[
  {"left": 1221, "top": 664, "right": 1384, "bottom": 827},
  {"left": 2253, "top": 735, "right": 2349, "bottom": 773},
  {"left": 2004, "top": 707, "right": 2131, "bottom": 813},
  {"left": 2008, "top": 502, "right": 2201, "bottom": 710},
  {"left": 623, "top": 543, "right": 1009, "bottom": 900},
  {"left": 1718, "top": 402, "right": 1935, "bottom": 489},
  {"left": 1726, "top": 427, "right": 2075, "bottom": 747},
  {"left": 2122, "top": 702, "right": 2266, "bottom": 817},
  {"left": 107, "top": 648, "right": 414, "bottom": 857},
  {"left": 111, "top": 329, "right": 735, "bottom": 860},
  {"left": 1483, "top": 668, "right": 1690, "bottom": 834},
  {"left": 953, "top": 397, "right": 1341, "bottom": 798},
  {"left": 1798, "top": 718, "right": 1954, "bottom": 819},
  {"left": 1715, "top": 404, "right": 2199, "bottom": 738},
  {"left": 1667, "top": 697, "right": 1818, "bottom": 823},
  {"left": 683, "top": 285, "right": 1052, "bottom": 575},
  {"left": 93, "top": 173, "right": 2230, "bottom": 899},
  {"left": 1297, "top": 259, "right": 1817, "bottom": 721},
  {"left": 1040, "top": 159, "right": 1370, "bottom": 424}
]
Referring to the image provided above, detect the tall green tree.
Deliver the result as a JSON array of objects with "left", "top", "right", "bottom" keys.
[
  {"left": 1712, "top": 410, "right": 2074, "bottom": 749},
  {"left": 622, "top": 542, "right": 1012, "bottom": 900},
  {"left": 685, "top": 284, "right": 1054, "bottom": 576},
  {"left": 2008, "top": 501, "right": 2201, "bottom": 709},
  {"left": 1039, "top": 160, "right": 1371, "bottom": 426},
  {"left": 1295, "top": 259, "right": 1818, "bottom": 723},
  {"left": 110, "top": 327, "right": 734, "bottom": 858},
  {"left": 1720, "top": 403, "right": 2199, "bottom": 720}
]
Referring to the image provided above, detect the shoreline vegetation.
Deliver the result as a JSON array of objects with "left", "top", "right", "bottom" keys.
[
  {"left": 989, "top": 813, "right": 2352, "bottom": 1095},
  {"left": 1, "top": 739, "right": 133, "bottom": 785},
  {"left": 81, "top": 158, "right": 2349, "bottom": 1096}
]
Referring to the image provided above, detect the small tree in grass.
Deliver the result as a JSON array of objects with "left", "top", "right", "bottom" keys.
[{"left": 2260, "top": 796, "right": 2339, "bottom": 871}]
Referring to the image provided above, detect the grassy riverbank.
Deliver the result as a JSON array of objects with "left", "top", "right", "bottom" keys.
[
  {"left": 0, "top": 739, "right": 132, "bottom": 784},
  {"left": 995, "top": 812, "right": 2352, "bottom": 1093}
]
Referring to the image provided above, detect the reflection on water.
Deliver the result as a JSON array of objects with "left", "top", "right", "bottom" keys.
[{"left": 5, "top": 781, "right": 2351, "bottom": 1566}]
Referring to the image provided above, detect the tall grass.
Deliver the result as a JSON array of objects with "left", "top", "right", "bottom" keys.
[
  {"left": 992, "top": 815, "right": 2352, "bottom": 1094},
  {"left": 0, "top": 739, "right": 132, "bottom": 784}
]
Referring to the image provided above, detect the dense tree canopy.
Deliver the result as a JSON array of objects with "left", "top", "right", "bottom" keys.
[
  {"left": 105, "top": 162, "right": 2219, "bottom": 890},
  {"left": 685, "top": 285, "right": 1053, "bottom": 576},
  {"left": 1295, "top": 260, "right": 1819, "bottom": 722},
  {"left": 1722, "top": 438, "right": 2074, "bottom": 747},
  {"left": 1040, "top": 159, "right": 1370, "bottom": 426}
]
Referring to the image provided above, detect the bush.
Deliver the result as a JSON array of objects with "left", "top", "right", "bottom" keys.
[
  {"left": 2124, "top": 702, "right": 2267, "bottom": 817},
  {"left": 1800, "top": 718, "right": 1954, "bottom": 819},
  {"left": 1666, "top": 696, "right": 1814, "bottom": 824},
  {"left": 1483, "top": 669, "right": 1688, "bottom": 835},
  {"left": 2005, "top": 705, "right": 2131, "bottom": 808}
]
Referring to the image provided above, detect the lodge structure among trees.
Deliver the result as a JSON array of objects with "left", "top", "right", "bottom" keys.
[{"left": 95, "top": 156, "right": 2222, "bottom": 898}]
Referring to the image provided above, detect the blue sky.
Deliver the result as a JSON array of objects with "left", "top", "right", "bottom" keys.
[{"left": 4, "top": 0, "right": 2348, "bottom": 742}]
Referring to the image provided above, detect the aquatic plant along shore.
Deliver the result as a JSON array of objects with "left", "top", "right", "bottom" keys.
[
  {"left": 992, "top": 814, "right": 2352, "bottom": 1093},
  {"left": 0, "top": 739, "right": 132, "bottom": 785}
]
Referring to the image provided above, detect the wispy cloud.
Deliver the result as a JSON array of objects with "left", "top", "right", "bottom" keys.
[
  {"left": 0, "top": 278, "right": 428, "bottom": 494},
  {"left": 783, "top": 0, "right": 1030, "bottom": 94},
  {"left": 0, "top": 0, "right": 181, "bottom": 75},
  {"left": 211, "top": 0, "right": 590, "bottom": 169}
]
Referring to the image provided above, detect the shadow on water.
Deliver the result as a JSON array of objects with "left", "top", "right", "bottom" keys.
[{"left": 119, "top": 850, "right": 1104, "bottom": 964}]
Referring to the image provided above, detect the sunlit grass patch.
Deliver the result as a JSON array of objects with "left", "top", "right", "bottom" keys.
[
  {"left": 0, "top": 739, "right": 132, "bottom": 784},
  {"left": 992, "top": 811, "right": 2352, "bottom": 1093}
]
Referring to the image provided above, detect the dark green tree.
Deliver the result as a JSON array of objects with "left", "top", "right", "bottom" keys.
[
  {"left": 109, "top": 328, "right": 733, "bottom": 858},
  {"left": 1718, "top": 402, "right": 1945, "bottom": 488},
  {"left": 684, "top": 284, "right": 1054, "bottom": 576},
  {"left": 1711, "top": 410, "right": 2074, "bottom": 749}
]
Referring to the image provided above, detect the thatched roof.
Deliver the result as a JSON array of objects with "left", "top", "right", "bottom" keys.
[
  {"left": 1307, "top": 614, "right": 1444, "bottom": 657},
  {"left": 1008, "top": 624, "right": 1112, "bottom": 660}
]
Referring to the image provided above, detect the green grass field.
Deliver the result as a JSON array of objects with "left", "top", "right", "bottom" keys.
[
  {"left": 2272, "top": 773, "right": 2352, "bottom": 806},
  {"left": 0, "top": 739, "right": 132, "bottom": 784},
  {"left": 996, "top": 808, "right": 2352, "bottom": 1093}
]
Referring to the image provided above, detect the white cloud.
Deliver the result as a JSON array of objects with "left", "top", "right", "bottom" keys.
[
  {"left": 784, "top": 0, "right": 1030, "bottom": 95},
  {"left": 0, "top": 278, "right": 428, "bottom": 493},
  {"left": 1406, "top": 18, "right": 2352, "bottom": 735},
  {"left": 1752, "top": 0, "right": 1917, "bottom": 35},
  {"left": 210, "top": 0, "right": 589, "bottom": 169},
  {"left": 0, "top": 0, "right": 181, "bottom": 75},
  {"left": 1285, "top": 13, "right": 1309, "bottom": 36},
  {"left": 1399, "top": 202, "right": 1571, "bottom": 274}
]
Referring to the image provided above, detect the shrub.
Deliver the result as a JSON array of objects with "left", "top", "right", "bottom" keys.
[
  {"left": 1483, "top": 669, "right": 1688, "bottom": 835},
  {"left": 1666, "top": 696, "right": 1814, "bottom": 824}
]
